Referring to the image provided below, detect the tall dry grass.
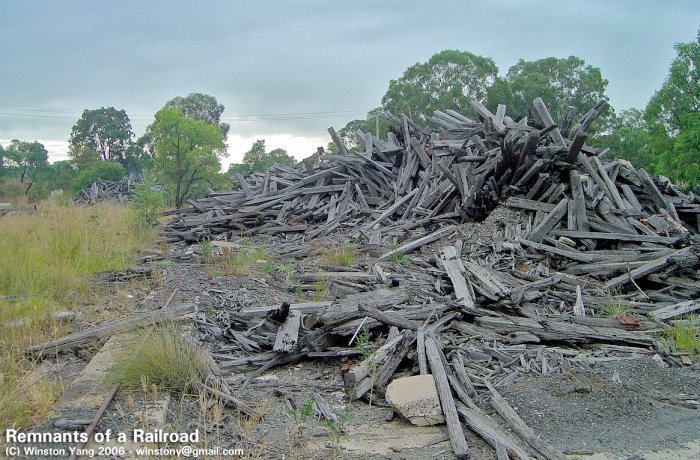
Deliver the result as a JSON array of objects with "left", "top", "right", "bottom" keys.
[{"left": 0, "top": 197, "right": 155, "bottom": 431}]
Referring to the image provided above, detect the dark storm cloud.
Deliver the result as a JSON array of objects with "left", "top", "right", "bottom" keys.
[{"left": 1, "top": 0, "right": 698, "bottom": 160}]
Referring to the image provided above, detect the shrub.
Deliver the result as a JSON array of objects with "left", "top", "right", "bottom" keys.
[
  {"left": 107, "top": 325, "right": 204, "bottom": 393},
  {"left": 129, "top": 180, "right": 164, "bottom": 226},
  {"left": 70, "top": 161, "right": 126, "bottom": 196}
]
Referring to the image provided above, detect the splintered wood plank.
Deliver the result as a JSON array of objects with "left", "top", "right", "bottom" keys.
[
  {"left": 462, "top": 261, "right": 511, "bottom": 299},
  {"left": 505, "top": 197, "right": 556, "bottom": 213},
  {"left": 327, "top": 126, "right": 349, "bottom": 155},
  {"left": 495, "top": 104, "right": 506, "bottom": 124},
  {"left": 344, "top": 333, "right": 404, "bottom": 398},
  {"left": 649, "top": 299, "right": 700, "bottom": 321},
  {"left": 358, "top": 304, "right": 421, "bottom": 330},
  {"left": 594, "top": 156, "right": 626, "bottom": 210},
  {"left": 273, "top": 310, "right": 302, "bottom": 352},
  {"left": 637, "top": 168, "right": 681, "bottom": 222},
  {"left": 456, "top": 403, "right": 531, "bottom": 460},
  {"left": 532, "top": 97, "right": 567, "bottom": 147},
  {"left": 604, "top": 246, "right": 692, "bottom": 288},
  {"left": 417, "top": 327, "right": 428, "bottom": 375},
  {"left": 239, "top": 301, "right": 332, "bottom": 318},
  {"left": 514, "top": 159, "right": 545, "bottom": 187},
  {"left": 362, "top": 189, "right": 418, "bottom": 231},
  {"left": 378, "top": 226, "right": 456, "bottom": 261},
  {"left": 527, "top": 198, "right": 568, "bottom": 243},
  {"left": 425, "top": 336, "right": 469, "bottom": 458},
  {"left": 517, "top": 238, "right": 602, "bottom": 263},
  {"left": 319, "top": 288, "right": 409, "bottom": 324},
  {"left": 620, "top": 184, "right": 643, "bottom": 212},
  {"left": 410, "top": 137, "right": 432, "bottom": 167},
  {"left": 235, "top": 173, "right": 253, "bottom": 197},
  {"left": 296, "top": 272, "right": 375, "bottom": 283},
  {"left": 566, "top": 132, "right": 588, "bottom": 164},
  {"left": 470, "top": 100, "right": 505, "bottom": 132},
  {"left": 552, "top": 230, "right": 681, "bottom": 245},
  {"left": 574, "top": 285, "right": 586, "bottom": 317},
  {"left": 439, "top": 246, "right": 475, "bottom": 308},
  {"left": 28, "top": 303, "right": 196, "bottom": 356},
  {"left": 485, "top": 381, "right": 566, "bottom": 460}
]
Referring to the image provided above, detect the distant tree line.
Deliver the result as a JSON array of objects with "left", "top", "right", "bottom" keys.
[
  {"left": 2, "top": 28, "right": 697, "bottom": 204},
  {"left": 340, "top": 29, "right": 700, "bottom": 188},
  {"left": 0, "top": 93, "right": 294, "bottom": 207}
]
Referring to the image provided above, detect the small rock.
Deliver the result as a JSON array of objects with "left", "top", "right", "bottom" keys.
[
  {"left": 612, "top": 370, "right": 622, "bottom": 384},
  {"left": 681, "top": 355, "right": 693, "bottom": 366},
  {"left": 51, "top": 311, "right": 76, "bottom": 323},
  {"left": 651, "top": 354, "right": 668, "bottom": 368},
  {"left": 385, "top": 374, "right": 444, "bottom": 426}
]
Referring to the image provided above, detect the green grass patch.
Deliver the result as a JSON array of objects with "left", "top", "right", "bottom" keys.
[
  {"left": 0, "top": 201, "right": 155, "bottom": 299},
  {"left": 389, "top": 252, "right": 411, "bottom": 264},
  {"left": 601, "top": 303, "right": 632, "bottom": 317},
  {"left": 209, "top": 245, "right": 269, "bottom": 276},
  {"left": 670, "top": 321, "right": 700, "bottom": 354},
  {"left": 312, "top": 278, "right": 331, "bottom": 301},
  {"left": 261, "top": 261, "right": 295, "bottom": 278},
  {"left": 0, "top": 200, "right": 155, "bottom": 432},
  {"left": 106, "top": 325, "right": 204, "bottom": 394},
  {"left": 321, "top": 244, "right": 357, "bottom": 267}
]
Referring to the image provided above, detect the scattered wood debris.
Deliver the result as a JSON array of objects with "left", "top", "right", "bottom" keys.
[
  {"left": 77, "top": 174, "right": 145, "bottom": 204},
  {"left": 48, "top": 96, "right": 700, "bottom": 458},
  {"left": 177, "top": 97, "right": 700, "bottom": 458}
]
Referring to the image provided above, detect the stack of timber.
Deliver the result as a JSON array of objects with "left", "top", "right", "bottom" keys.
[
  {"left": 163, "top": 97, "right": 700, "bottom": 246},
  {"left": 167, "top": 97, "right": 700, "bottom": 458},
  {"left": 77, "top": 174, "right": 144, "bottom": 204}
]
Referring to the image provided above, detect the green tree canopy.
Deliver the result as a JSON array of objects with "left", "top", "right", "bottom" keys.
[
  {"left": 381, "top": 50, "right": 499, "bottom": 122},
  {"left": 486, "top": 56, "right": 610, "bottom": 126},
  {"left": 338, "top": 108, "right": 390, "bottom": 150},
  {"left": 229, "top": 140, "right": 296, "bottom": 175},
  {"left": 150, "top": 107, "right": 227, "bottom": 209},
  {"left": 138, "top": 93, "right": 230, "bottom": 166},
  {"left": 4, "top": 140, "right": 49, "bottom": 183},
  {"left": 645, "top": 30, "right": 700, "bottom": 136},
  {"left": 598, "top": 31, "right": 699, "bottom": 188},
  {"left": 70, "top": 160, "right": 126, "bottom": 195},
  {"left": 69, "top": 107, "right": 134, "bottom": 162},
  {"left": 164, "top": 93, "right": 230, "bottom": 140}
]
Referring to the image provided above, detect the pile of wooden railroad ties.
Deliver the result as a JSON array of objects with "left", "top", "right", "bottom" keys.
[
  {"left": 162, "top": 97, "right": 699, "bottom": 458},
  {"left": 76, "top": 174, "right": 144, "bottom": 204}
]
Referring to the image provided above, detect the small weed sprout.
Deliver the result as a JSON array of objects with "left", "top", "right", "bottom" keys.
[
  {"left": 602, "top": 303, "right": 632, "bottom": 317},
  {"left": 389, "top": 252, "right": 411, "bottom": 264},
  {"left": 312, "top": 279, "right": 331, "bottom": 301},
  {"left": 322, "top": 244, "right": 358, "bottom": 267},
  {"left": 354, "top": 325, "right": 376, "bottom": 359},
  {"left": 326, "top": 404, "right": 352, "bottom": 436},
  {"left": 261, "top": 262, "right": 296, "bottom": 280},
  {"left": 199, "top": 237, "right": 212, "bottom": 260},
  {"left": 670, "top": 320, "right": 700, "bottom": 353}
]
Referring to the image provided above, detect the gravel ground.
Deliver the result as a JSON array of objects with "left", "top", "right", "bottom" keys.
[{"left": 499, "top": 358, "right": 700, "bottom": 455}]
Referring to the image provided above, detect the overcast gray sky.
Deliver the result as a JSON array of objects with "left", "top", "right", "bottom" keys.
[{"left": 1, "top": 1, "right": 698, "bottom": 167}]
